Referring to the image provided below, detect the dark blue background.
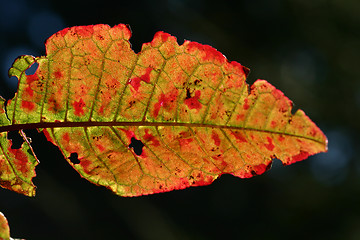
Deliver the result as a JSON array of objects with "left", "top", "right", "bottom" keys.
[{"left": 0, "top": 0, "right": 359, "bottom": 239}]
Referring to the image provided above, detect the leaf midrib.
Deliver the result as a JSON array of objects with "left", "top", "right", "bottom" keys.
[{"left": 0, "top": 121, "right": 325, "bottom": 145}]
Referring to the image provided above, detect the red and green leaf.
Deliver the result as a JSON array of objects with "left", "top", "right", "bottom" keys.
[
  {"left": 0, "top": 97, "right": 38, "bottom": 196},
  {"left": 0, "top": 211, "right": 10, "bottom": 240},
  {"left": 0, "top": 211, "right": 23, "bottom": 240},
  {"left": 0, "top": 24, "right": 327, "bottom": 197}
]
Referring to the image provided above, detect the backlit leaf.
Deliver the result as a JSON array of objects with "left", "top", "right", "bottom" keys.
[
  {"left": 0, "top": 24, "right": 327, "bottom": 197},
  {"left": 0, "top": 97, "right": 38, "bottom": 196},
  {"left": 0, "top": 212, "right": 10, "bottom": 240}
]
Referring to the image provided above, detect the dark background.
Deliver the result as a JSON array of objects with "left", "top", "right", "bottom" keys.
[{"left": 0, "top": 0, "right": 359, "bottom": 239}]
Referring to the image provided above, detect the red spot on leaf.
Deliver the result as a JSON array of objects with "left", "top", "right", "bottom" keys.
[
  {"left": 113, "top": 24, "right": 132, "bottom": 40},
  {"left": 8, "top": 147, "right": 29, "bottom": 175},
  {"left": 75, "top": 25, "right": 94, "bottom": 38},
  {"left": 186, "top": 42, "right": 225, "bottom": 63},
  {"left": 80, "top": 159, "right": 92, "bottom": 174},
  {"left": 179, "top": 138, "right": 193, "bottom": 147},
  {"left": 42, "top": 129, "right": 51, "bottom": 140},
  {"left": 236, "top": 114, "right": 245, "bottom": 121},
  {"left": 191, "top": 172, "right": 214, "bottom": 186},
  {"left": 62, "top": 132, "right": 70, "bottom": 142},
  {"left": 99, "top": 105, "right": 105, "bottom": 114},
  {"left": 238, "top": 162, "right": 272, "bottom": 178},
  {"left": 153, "top": 94, "right": 166, "bottom": 118},
  {"left": 252, "top": 164, "right": 269, "bottom": 175},
  {"left": 143, "top": 130, "right": 160, "bottom": 147},
  {"left": 264, "top": 137, "right": 275, "bottom": 151},
  {"left": 288, "top": 151, "right": 310, "bottom": 165},
  {"left": 184, "top": 90, "right": 202, "bottom": 110},
  {"left": 58, "top": 27, "right": 69, "bottom": 37},
  {"left": 278, "top": 135, "right": 285, "bottom": 142},
  {"left": 42, "top": 129, "right": 56, "bottom": 145},
  {"left": 243, "top": 98, "right": 250, "bottom": 110},
  {"left": 25, "top": 74, "right": 39, "bottom": 97},
  {"left": 309, "top": 127, "right": 318, "bottom": 137},
  {"left": 271, "top": 121, "right": 277, "bottom": 128},
  {"left": 21, "top": 101, "right": 35, "bottom": 111},
  {"left": 231, "top": 131, "right": 247, "bottom": 143},
  {"left": 211, "top": 154, "right": 228, "bottom": 169},
  {"left": 73, "top": 98, "right": 86, "bottom": 116},
  {"left": 96, "top": 144, "right": 105, "bottom": 152},
  {"left": 153, "top": 88, "right": 178, "bottom": 118},
  {"left": 211, "top": 131, "right": 221, "bottom": 146},
  {"left": 119, "top": 129, "right": 135, "bottom": 142},
  {"left": 128, "top": 67, "right": 152, "bottom": 91},
  {"left": 48, "top": 96, "right": 61, "bottom": 113},
  {"left": 154, "top": 31, "right": 170, "bottom": 43},
  {"left": 54, "top": 70, "right": 63, "bottom": 79},
  {"left": 177, "top": 178, "right": 191, "bottom": 189},
  {"left": 272, "top": 89, "right": 283, "bottom": 100},
  {"left": 25, "top": 87, "right": 34, "bottom": 97},
  {"left": 26, "top": 73, "right": 38, "bottom": 83}
]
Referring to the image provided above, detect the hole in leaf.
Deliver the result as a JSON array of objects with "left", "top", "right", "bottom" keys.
[
  {"left": 69, "top": 152, "right": 80, "bottom": 164},
  {"left": 7, "top": 131, "right": 24, "bottom": 149},
  {"left": 2, "top": 77, "right": 18, "bottom": 100},
  {"left": 25, "top": 62, "right": 39, "bottom": 75},
  {"left": 128, "top": 137, "right": 145, "bottom": 156},
  {"left": 185, "top": 88, "right": 191, "bottom": 99},
  {"left": 290, "top": 104, "right": 299, "bottom": 115}
]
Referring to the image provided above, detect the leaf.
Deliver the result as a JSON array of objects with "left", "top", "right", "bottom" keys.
[
  {"left": 0, "top": 212, "right": 10, "bottom": 240},
  {"left": 0, "top": 24, "right": 327, "bottom": 197},
  {"left": 0, "top": 211, "right": 24, "bottom": 240},
  {"left": 0, "top": 97, "right": 38, "bottom": 196}
]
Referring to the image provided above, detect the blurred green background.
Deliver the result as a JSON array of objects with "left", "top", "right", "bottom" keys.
[{"left": 0, "top": 0, "right": 359, "bottom": 239}]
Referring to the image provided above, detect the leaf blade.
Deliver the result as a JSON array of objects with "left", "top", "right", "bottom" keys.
[
  {"left": 1, "top": 24, "right": 327, "bottom": 197},
  {"left": 0, "top": 97, "right": 37, "bottom": 196},
  {"left": 0, "top": 212, "right": 10, "bottom": 240}
]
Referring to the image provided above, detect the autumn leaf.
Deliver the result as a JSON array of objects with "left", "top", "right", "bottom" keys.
[
  {"left": 0, "top": 24, "right": 327, "bottom": 197},
  {"left": 0, "top": 212, "right": 10, "bottom": 240},
  {"left": 0, "top": 96, "right": 38, "bottom": 196},
  {"left": 0, "top": 212, "right": 24, "bottom": 240}
]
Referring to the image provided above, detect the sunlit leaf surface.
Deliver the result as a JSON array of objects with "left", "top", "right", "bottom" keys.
[
  {"left": 0, "top": 211, "right": 10, "bottom": 240},
  {"left": 0, "top": 24, "right": 327, "bottom": 196}
]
